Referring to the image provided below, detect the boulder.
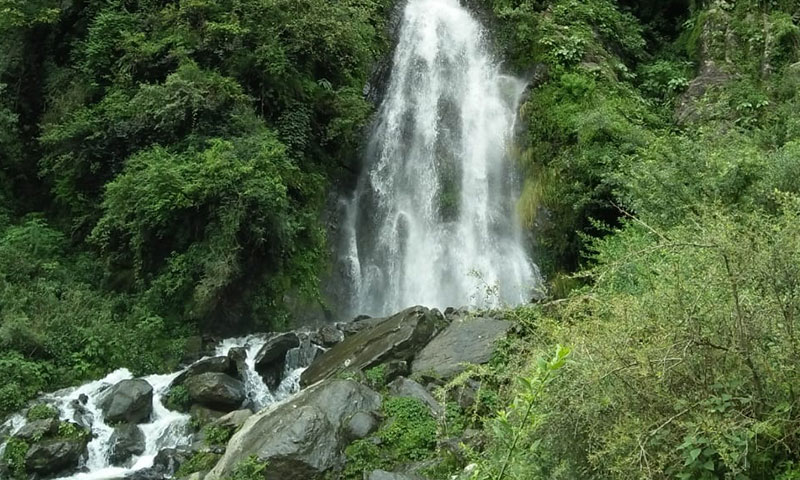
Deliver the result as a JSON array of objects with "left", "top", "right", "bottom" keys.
[
  {"left": 254, "top": 333, "right": 300, "bottom": 389},
  {"left": 173, "top": 356, "right": 236, "bottom": 387},
  {"left": 184, "top": 373, "right": 245, "bottom": 411},
  {"left": 412, "top": 315, "right": 511, "bottom": 379},
  {"left": 25, "top": 437, "right": 88, "bottom": 475},
  {"left": 254, "top": 333, "right": 300, "bottom": 368},
  {"left": 205, "top": 379, "right": 381, "bottom": 480},
  {"left": 100, "top": 378, "right": 154, "bottom": 424},
  {"left": 190, "top": 405, "right": 227, "bottom": 426},
  {"left": 209, "top": 409, "right": 252, "bottom": 430},
  {"left": 301, "top": 306, "right": 441, "bottom": 387},
  {"left": 227, "top": 347, "right": 248, "bottom": 380},
  {"left": 345, "top": 411, "right": 379, "bottom": 441},
  {"left": 12, "top": 418, "right": 59, "bottom": 442},
  {"left": 311, "top": 325, "right": 344, "bottom": 347},
  {"left": 152, "top": 447, "right": 193, "bottom": 476},
  {"left": 387, "top": 377, "right": 442, "bottom": 417},
  {"left": 109, "top": 424, "right": 146, "bottom": 465}
]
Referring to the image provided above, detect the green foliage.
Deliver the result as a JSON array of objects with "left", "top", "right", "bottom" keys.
[
  {"left": 176, "top": 451, "right": 222, "bottom": 478},
  {"left": 57, "top": 422, "right": 89, "bottom": 441},
  {"left": 1, "top": 437, "right": 29, "bottom": 480},
  {"left": 203, "top": 424, "right": 234, "bottom": 446},
  {"left": 165, "top": 385, "right": 191, "bottom": 413},
  {"left": 26, "top": 403, "right": 57, "bottom": 421},
  {"left": 364, "top": 365, "right": 387, "bottom": 390},
  {"left": 344, "top": 396, "right": 439, "bottom": 478},
  {"left": 227, "top": 455, "right": 268, "bottom": 480}
]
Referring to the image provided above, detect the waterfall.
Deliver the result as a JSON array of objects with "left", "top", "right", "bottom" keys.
[{"left": 342, "top": 0, "right": 542, "bottom": 317}]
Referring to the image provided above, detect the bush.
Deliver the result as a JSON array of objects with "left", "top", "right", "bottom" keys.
[{"left": 26, "top": 404, "right": 58, "bottom": 421}]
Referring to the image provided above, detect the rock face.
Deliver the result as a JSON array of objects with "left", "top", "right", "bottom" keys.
[
  {"left": 25, "top": 437, "right": 89, "bottom": 475},
  {"left": 205, "top": 379, "right": 381, "bottom": 480},
  {"left": 100, "top": 378, "right": 154, "bottom": 424},
  {"left": 301, "top": 306, "right": 441, "bottom": 387},
  {"left": 412, "top": 315, "right": 511, "bottom": 379},
  {"left": 184, "top": 373, "right": 245, "bottom": 410},
  {"left": 110, "top": 424, "right": 146, "bottom": 465}
]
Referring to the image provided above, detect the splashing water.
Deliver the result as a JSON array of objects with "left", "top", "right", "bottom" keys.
[
  {"left": 0, "top": 333, "right": 310, "bottom": 480},
  {"left": 342, "top": 0, "right": 541, "bottom": 317}
]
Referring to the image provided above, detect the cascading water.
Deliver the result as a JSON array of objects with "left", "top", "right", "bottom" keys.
[
  {"left": 342, "top": 0, "right": 542, "bottom": 317},
  {"left": 0, "top": 333, "right": 313, "bottom": 480}
]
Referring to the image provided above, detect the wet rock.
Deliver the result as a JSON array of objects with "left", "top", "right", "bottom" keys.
[
  {"left": 254, "top": 332, "right": 300, "bottom": 389},
  {"left": 387, "top": 377, "right": 442, "bottom": 417},
  {"left": 337, "top": 315, "right": 384, "bottom": 337},
  {"left": 205, "top": 379, "right": 381, "bottom": 480},
  {"left": 69, "top": 398, "right": 92, "bottom": 428},
  {"left": 227, "top": 347, "right": 248, "bottom": 380},
  {"left": 173, "top": 356, "right": 237, "bottom": 387},
  {"left": 100, "top": 378, "right": 154, "bottom": 424},
  {"left": 311, "top": 325, "right": 344, "bottom": 347},
  {"left": 190, "top": 405, "right": 227, "bottom": 427},
  {"left": 110, "top": 424, "right": 146, "bottom": 465},
  {"left": 345, "top": 411, "right": 379, "bottom": 441},
  {"left": 152, "top": 447, "right": 193, "bottom": 476},
  {"left": 12, "top": 418, "right": 59, "bottom": 442},
  {"left": 184, "top": 373, "right": 245, "bottom": 411},
  {"left": 25, "top": 436, "right": 89, "bottom": 475},
  {"left": 301, "top": 306, "right": 441, "bottom": 387},
  {"left": 412, "top": 315, "right": 511, "bottom": 379}
]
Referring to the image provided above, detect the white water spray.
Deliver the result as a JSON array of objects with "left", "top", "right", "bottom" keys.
[{"left": 343, "top": 0, "right": 541, "bottom": 316}]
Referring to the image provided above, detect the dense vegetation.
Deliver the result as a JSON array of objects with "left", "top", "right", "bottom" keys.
[
  {"left": 2, "top": 0, "right": 800, "bottom": 478},
  {"left": 463, "top": 0, "right": 800, "bottom": 478},
  {"left": 0, "top": 0, "right": 391, "bottom": 415}
]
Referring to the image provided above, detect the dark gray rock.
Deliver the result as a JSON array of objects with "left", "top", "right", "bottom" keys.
[
  {"left": 387, "top": 377, "right": 442, "bottom": 417},
  {"left": 254, "top": 333, "right": 300, "bottom": 389},
  {"left": 152, "top": 447, "right": 193, "bottom": 476},
  {"left": 412, "top": 315, "right": 511, "bottom": 379},
  {"left": 345, "top": 411, "right": 379, "bottom": 441},
  {"left": 205, "top": 379, "right": 381, "bottom": 480},
  {"left": 184, "top": 373, "right": 245, "bottom": 411},
  {"left": 209, "top": 409, "right": 253, "bottom": 430},
  {"left": 25, "top": 437, "right": 89, "bottom": 475},
  {"left": 189, "top": 405, "right": 227, "bottom": 427},
  {"left": 110, "top": 424, "right": 146, "bottom": 465},
  {"left": 100, "top": 379, "right": 154, "bottom": 424},
  {"left": 254, "top": 333, "right": 300, "bottom": 368},
  {"left": 227, "top": 347, "right": 248, "bottom": 380},
  {"left": 311, "top": 325, "right": 344, "bottom": 347},
  {"left": 173, "top": 356, "right": 236, "bottom": 387},
  {"left": 301, "top": 306, "right": 441, "bottom": 387},
  {"left": 384, "top": 360, "right": 410, "bottom": 384},
  {"left": 12, "top": 418, "right": 59, "bottom": 442}
]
